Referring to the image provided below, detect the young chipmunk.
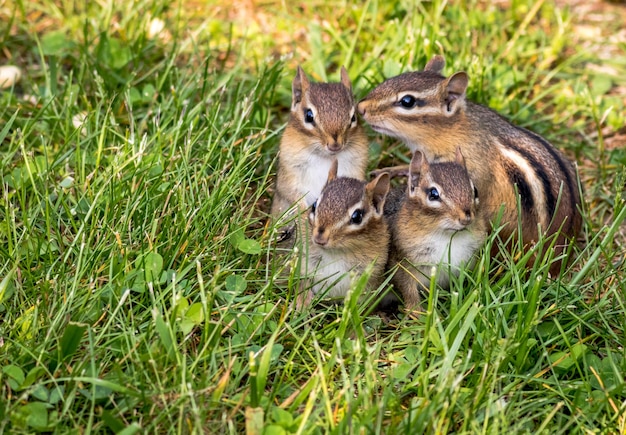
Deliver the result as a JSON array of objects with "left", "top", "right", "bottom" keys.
[
  {"left": 271, "top": 66, "right": 369, "bottom": 240},
  {"left": 358, "top": 56, "right": 582, "bottom": 274},
  {"left": 298, "top": 160, "right": 391, "bottom": 307},
  {"left": 385, "top": 148, "right": 487, "bottom": 308}
]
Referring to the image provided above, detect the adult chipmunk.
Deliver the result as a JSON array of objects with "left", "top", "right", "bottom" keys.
[
  {"left": 358, "top": 56, "right": 582, "bottom": 274},
  {"left": 297, "top": 159, "right": 390, "bottom": 307},
  {"left": 271, "top": 66, "right": 369, "bottom": 240},
  {"left": 385, "top": 148, "right": 487, "bottom": 308}
]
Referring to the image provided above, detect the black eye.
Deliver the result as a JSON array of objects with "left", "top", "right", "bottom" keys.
[
  {"left": 351, "top": 113, "right": 356, "bottom": 124},
  {"left": 350, "top": 209, "right": 364, "bottom": 225},
  {"left": 399, "top": 95, "right": 416, "bottom": 108},
  {"left": 398, "top": 95, "right": 426, "bottom": 109},
  {"left": 311, "top": 200, "right": 317, "bottom": 214},
  {"left": 473, "top": 186, "right": 479, "bottom": 200},
  {"left": 304, "top": 108, "right": 315, "bottom": 124},
  {"left": 427, "top": 187, "right": 440, "bottom": 201}
]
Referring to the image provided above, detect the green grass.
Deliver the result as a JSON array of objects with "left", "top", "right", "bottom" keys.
[{"left": 1, "top": 0, "right": 626, "bottom": 433}]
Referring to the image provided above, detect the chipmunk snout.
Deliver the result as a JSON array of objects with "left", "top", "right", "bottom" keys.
[
  {"left": 459, "top": 210, "right": 472, "bottom": 226},
  {"left": 357, "top": 101, "right": 366, "bottom": 115},
  {"left": 313, "top": 228, "right": 329, "bottom": 246},
  {"left": 327, "top": 142, "right": 343, "bottom": 153}
]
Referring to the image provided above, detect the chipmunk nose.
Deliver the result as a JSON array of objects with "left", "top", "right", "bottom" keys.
[
  {"left": 313, "top": 228, "right": 328, "bottom": 246},
  {"left": 327, "top": 142, "right": 342, "bottom": 152},
  {"left": 357, "top": 101, "right": 366, "bottom": 115},
  {"left": 459, "top": 211, "right": 472, "bottom": 226}
]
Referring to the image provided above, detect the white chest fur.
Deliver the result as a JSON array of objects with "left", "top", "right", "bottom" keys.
[
  {"left": 432, "top": 230, "right": 481, "bottom": 265},
  {"left": 297, "top": 149, "right": 365, "bottom": 206},
  {"left": 304, "top": 248, "right": 370, "bottom": 299},
  {"left": 407, "top": 230, "right": 482, "bottom": 287}
]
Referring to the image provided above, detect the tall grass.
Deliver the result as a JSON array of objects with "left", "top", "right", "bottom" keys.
[{"left": 1, "top": 0, "right": 625, "bottom": 433}]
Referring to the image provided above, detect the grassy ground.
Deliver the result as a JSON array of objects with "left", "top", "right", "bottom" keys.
[{"left": 1, "top": 0, "right": 625, "bottom": 433}]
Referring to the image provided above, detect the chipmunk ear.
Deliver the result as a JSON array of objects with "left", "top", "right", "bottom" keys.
[
  {"left": 409, "top": 151, "right": 427, "bottom": 197},
  {"left": 424, "top": 55, "right": 445, "bottom": 74},
  {"left": 367, "top": 172, "right": 390, "bottom": 215},
  {"left": 339, "top": 66, "right": 352, "bottom": 92},
  {"left": 455, "top": 146, "right": 466, "bottom": 166},
  {"left": 326, "top": 158, "right": 338, "bottom": 184},
  {"left": 444, "top": 72, "right": 468, "bottom": 115},
  {"left": 292, "top": 66, "right": 310, "bottom": 107}
]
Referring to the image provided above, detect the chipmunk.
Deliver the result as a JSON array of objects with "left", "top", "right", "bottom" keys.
[
  {"left": 271, "top": 66, "right": 369, "bottom": 241},
  {"left": 297, "top": 159, "right": 391, "bottom": 307},
  {"left": 358, "top": 55, "right": 582, "bottom": 274},
  {"left": 385, "top": 148, "right": 487, "bottom": 307}
]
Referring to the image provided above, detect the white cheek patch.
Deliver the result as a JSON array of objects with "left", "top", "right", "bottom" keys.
[
  {"left": 426, "top": 199, "right": 443, "bottom": 209},
  {"left": 349, "top": 107, "right": 357, "bottom": 127},
  {"left": 392, "top": 105, "right": 441, "bottom": 117}
]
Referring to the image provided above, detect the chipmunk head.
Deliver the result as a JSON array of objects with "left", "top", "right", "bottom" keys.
[
  {"left": 357, "top": 56, "right": 469, "bottom": 148},
  {"left": 407, "top": 147, "right": 478, "bottom": 231},
  {"left": 309, "top": 159, "right": 390, "bottom": 249},
  {"left": 291, "top": 66, "right": 360, "bottom": 154}
]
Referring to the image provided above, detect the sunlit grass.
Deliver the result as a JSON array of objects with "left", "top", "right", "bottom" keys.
[{"left": 1, "top": 0, "right": 625, "bottom": 433}]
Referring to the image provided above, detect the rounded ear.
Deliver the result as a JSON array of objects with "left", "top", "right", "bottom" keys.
[
  {"left": 367, "top": 172, "right": 390, "bottom": 215},
  {"left": 409, "top": 151, "right": 427, "bottom": 196},
  {"left": 444, "top": 72, "right": 468, "bottom": 115},
  {"left": 455, "top": 146, "right": 466, "bottom": 167},
  {"left": 326, "top": 158, "right": 338, "bottom": 184},
  {"left": 292, "top": 66, "right": 310, "bottom": 107},
  {"left": 424, "top": 55, "right": 445, "bottom": 74},
  {"left": 340, "top": 66, "right": 352, "bottom": 92},
  {"left": 447, "top": 71, "right": 468, "bottom": 95}
]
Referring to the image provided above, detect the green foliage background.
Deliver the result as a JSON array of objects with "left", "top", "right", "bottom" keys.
[{"left": 1, "top": 0, "right": 625, "bottom": 433}]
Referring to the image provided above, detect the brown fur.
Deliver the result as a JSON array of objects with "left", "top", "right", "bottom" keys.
[
  {"left": 384, "top": 150, "right": 487, "bottom": 307},
  {"left": 359, "top": 56, "right": 582, "bottom": 275},
  {"left": 271, "top": 66, "right": 369, "bottom": 242},
  {"left": 298, "top": 161, "right": 391, "bottom": 307}
]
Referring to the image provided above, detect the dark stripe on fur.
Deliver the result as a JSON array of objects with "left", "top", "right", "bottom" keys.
[
  {"left": 514, "top": 126, "right": 578, "bottom": 232},
  {"left": 505, "top": 163, "right": 534, "bottom": 215},
  {"left": 499, "top": 137, "right": 557, "bottom": 224}
]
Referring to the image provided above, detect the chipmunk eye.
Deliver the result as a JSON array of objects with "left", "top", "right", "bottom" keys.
[
  {"left": 398, "top": 95, "right": 426, "bottom": 109},
  {"left": 399, "top": 95, "right": 416, "bottom": 108},
  {"left": 351, "top": 113, "right": 356, "bottom": 124},
  {"left": 427, "top": 187, "right": 440, "bottom": 201},
  {"left": 304, "top": 108, "right": 315, "bottom": 124},
  {"left": 473, "top": 186, "right": 479, "bottom": 200},
  {"left": 311, "top": 200, "right": 317, "bottom": 214},
  {"left": 350, "top": 209, "right": 364, "bottom": 225}
]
